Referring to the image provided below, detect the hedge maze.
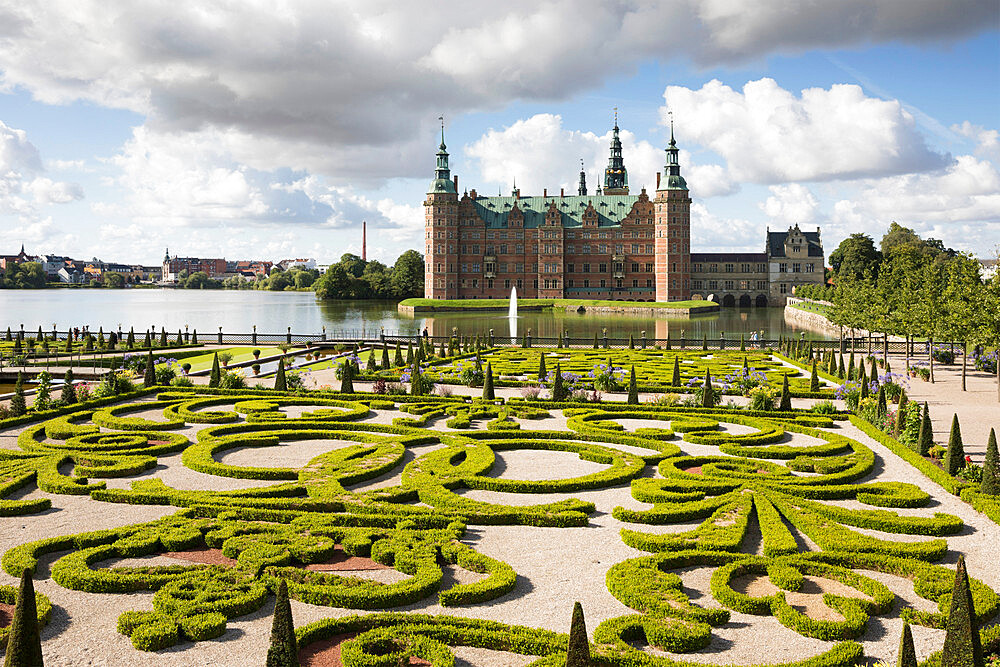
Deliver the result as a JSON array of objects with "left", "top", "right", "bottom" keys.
[{"left": 0, "top": 384, "right": 997, "bottom": 665}]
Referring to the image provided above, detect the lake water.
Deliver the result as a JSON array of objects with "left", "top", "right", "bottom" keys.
[{"left": 0, "top": 289, "right": 832, "bottom": 340}]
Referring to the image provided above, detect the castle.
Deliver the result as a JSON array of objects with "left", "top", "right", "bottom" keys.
[{"left": 423, "top": 119, "right": 824, "bottom": 306}]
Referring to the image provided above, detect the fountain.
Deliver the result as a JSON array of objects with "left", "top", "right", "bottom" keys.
[{"left": 508, "top": 286, "right": 518, "bottom": 341}]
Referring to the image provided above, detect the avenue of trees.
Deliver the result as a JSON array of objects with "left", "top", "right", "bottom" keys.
[{"left": 796, "top": 222, "right": 1000, "bottom": 379}]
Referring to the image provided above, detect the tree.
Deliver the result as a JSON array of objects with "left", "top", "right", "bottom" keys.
[
  {"left": 701, "top": 369, "right": 714, "bottom": 408},
  {"left": 941, "top": 254, "right": 986, "bottom": 392},
  {"left": 381, "top": 345, "right": 390, "bottom": 369},
  {"left": 552, "top": 363, "right": 568, "bottom": 401},
  {"left": 3, "top": 570, "right": 44, "bottom": 667},
  {"left": 810, "top": 359, "right": 819, "bottom": 392},
  {"left": 566, "top": 602, "right": 590, "bottom": 667},
  {"left": 627, "top": 365, "right": 638, "bottom": 404},
  {"left": 266, "top": 579, "right": 298, "bottom": 667},
  {"left": 538, "top": 353, "right": 547, "bottom": 381},
  {"left": 945, "top": 414, "right": 965, "bottom": 476},
  {"left": 274, "top": 359, "right": 287, "bottom": 391},
  {"left": 940, "top": 554, "right": 983, "bottom": 667},
  {"left": 897, "top": 622, "right": 917, "bottom": 667},
  {"left": 390, "top": 250, "right": 424, "bottom": 298},
  {"left": 209, "top": 352, "right": 221, "bottom": 388},
  {"left": 482, "top": 362, "right": 494, "bottom": 400},
  {"left": 10, "top": 373, "right": 26, "bottom": 416},
  {"left": 672, "top": 357, "right": 681, "bottom": 387},
  {"left": 982, "top": 428, "right": 999, "bottom": 495},
  {"left": 313, "top": 264, "right": 352, "bottom": 299},
  {"left": 184, "top": 271, "right": 217, "bottom": 289},
  {"left": 778, "top": 374, "right": 792, "bottom": 411},
  {"left": 340, "top": 359, "right": 354, "bottom": 394},
  {"left": 0, "top": 261, "right": 46, "bottom": 289},
  {"left": 104, "top": 272, "right": 126, "bottom": 289},
  {"left": 916, "top": 403, "right": 933, "bottom": 455},
  {"left": 144, "top": 350, "right": 156, "bottom": 387},
  {"left": 61, "top": 369, "right": 77, "bottom": 404},
  {"left": 829, "top": 233, "right": 880, "bottom": 281},
  {"left": 880, "top": 221, "right": 923, "bottom": 256}
]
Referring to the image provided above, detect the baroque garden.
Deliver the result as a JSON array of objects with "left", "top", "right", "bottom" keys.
[{"left": 0, "top": 331, "right": 999, "bottom": 667}]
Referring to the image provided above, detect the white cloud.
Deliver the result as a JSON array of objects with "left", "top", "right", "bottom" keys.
[
  {"left": 689, "top": 202, "right": 760, "bottom": 253},
  {"left": 760, "top": 184, "right": 819, "bottom": 225},
  {"left": 953, "top": 121, "right": 1000, "bottom": 161},
  {"left": 0, "top": 120, "right": 83, "bottom": 217},
  {"left": 663, "top": 78, "right": 946, "bottom": 183}
]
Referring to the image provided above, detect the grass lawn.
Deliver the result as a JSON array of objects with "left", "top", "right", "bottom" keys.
[{"left": 166, "top": 346, "right": 286, "bottom": 372}]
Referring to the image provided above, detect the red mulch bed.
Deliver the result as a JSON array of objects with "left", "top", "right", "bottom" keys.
[
  {"left": 162, "top": 545, "right": 390, "bottom": 571},
  {"left": 682, "top": 465, "right": 703, "bottom": 475},
  {"left": 0, "top": 602, "right": 14, "bottom": 628},
  {"left": 298, "top": 632, "right": 430, "bottom": 667}
]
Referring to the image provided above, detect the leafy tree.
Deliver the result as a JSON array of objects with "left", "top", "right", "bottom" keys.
[
  {"left": 880, "top": 221, "right": 923, "bottom": 256},
  {"left": 829, "top": 233, "right": 880, "bottom": 281},
  {"left": 183, "top": 271, "right": 218, "bottom": 289},
  {"left": 104, "top": 272, "right": 126, "bottom": 288},
  {"left": 0, "top": 262, "right": 46, "bottom": 289},
  {"left": 390, "top": 250, "right": 424, "bottom": 298}
]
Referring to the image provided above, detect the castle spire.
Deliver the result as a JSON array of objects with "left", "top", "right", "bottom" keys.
[
  {"left": 662, "top": 112, "right": 687, "bottom": 191},
  {"left": 577, "top": 159, "right": 587, "bottom": 196},
  {"left": 428, "top": 116, "right": 457, "bottom": 194},
  {"left": 603, "top": 110, "right": 628, "bottom": 194}
]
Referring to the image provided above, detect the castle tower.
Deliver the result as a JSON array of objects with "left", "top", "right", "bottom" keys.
[
  {"left": 424, "top": 119, "right": 459, "bottom": 299},
  {"left": 654, "top": 118, "right": 691, "bottom": 302},
  {"left": 603, "top": 111, "right": 629, "bottom": 195},
  {"left": 577, "top": 159, "right": 587, "bottom": 196}
]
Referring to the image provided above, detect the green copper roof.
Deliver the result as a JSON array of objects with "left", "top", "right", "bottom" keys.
[
  {"left": 428, "top": 178, "right": 457, "bottom": 194},
  {"left": 471, "top": 194, "right": 641, "bottom": 228}
]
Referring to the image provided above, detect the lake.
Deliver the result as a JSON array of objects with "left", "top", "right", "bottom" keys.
[{"left": 0, "top": 289, "right": 833, "bottom": 340}]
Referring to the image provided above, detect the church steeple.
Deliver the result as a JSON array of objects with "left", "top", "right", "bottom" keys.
[
  {"left": 603, "top": 109, "right": 628, "bottom": 194},
  {"left": 577, "top": 159, "right": 587, "bottom": 196},
  {"left": 428, "top": 116, "right": 457, "bottom": 195},
  {"left": 662, "top": 112, "right": 687, "bottom": 190}
]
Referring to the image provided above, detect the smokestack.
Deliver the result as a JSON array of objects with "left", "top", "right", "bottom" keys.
[
  {"left": 656, "top": 172, "right": 661, "bottom": 189},
  {"left": 453, "top": 175, "right": 458, "bottom": 191},
  {"left": 543, "top": 188, "right": 547, "bottom": 197},
  {"left": 362, "top": 220, "right": 367, "bottom": 261},
  {"left": 560, "top": 188, "right": 564, "bottom": 197}
]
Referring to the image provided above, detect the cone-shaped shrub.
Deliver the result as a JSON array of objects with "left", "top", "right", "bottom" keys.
[
  {"left": 394, "top": 344, "right": 403, "bottom": 367},
  {"left": 366, "top": 350, "right": 377, "bottom": 373},
  {"left": 739, "top": 334, "right": 745, "bottom": 351},
  {"left": 876, "top": 385, "right": 887, "bottom": 420},
  {"left": 63, "top": 336, "right": 72, "bottom": 353},
  {"left": 941, "top": 555, "right": 982, "bottom": 667},
  {"left": 672, "top": 356, "right": 681, "bottom": 387},
  {"left": 175, "top": 329, "right": 183, "bottom": 346},
  {"left": 381, "top": 345, "right": 390, "bottom": 369},
  {"left": 405, "top": 343, "right": 413, "bottom": 365},
  {"left": 838, "top": 353, "right": 846, "bottom": 379},
  {"left": 897, "top": 622, "right": 917, "bottom": 667},
  {"left": 827, "top": 352, "right": 836, "bottom": 376},
  {"left": 945, "top": 414, "right": 965, "bottom": 476},
  {"left": 860, "top": 374, "right": 870, "bottom": 401},
  {"left": 341, "top": 359, "right": 354, "bottom": 394},
  {"left": 870, "top": 357, "right": 878, "bottom": 384},
  {"left": 592, "top": 332, "right": 599, "bottom": 349},
  {"left": 552, "top": 363, "right": 568, "bottom": 402},
  {"left": 538, "top": 353, "right": 546, "bottom": 381},
  {"left": 266, "top": 579, "right": 298, "bottom": 667},
  {"left": 743, "top": 357, "right": 749, "bottom": 374},
  {"left": 628, "top": 333, "right": 634, "bottom": 349},
  {"left": 127, "top": 328, "right": 135, "bottom": 349},
  {"left": 557, "top": 332, "right": 564, "bottom": 348},
  {"left": 144, "top": 350, "right": 156, "bottom": 387},
  {"left": 810, "top": 359, "right": 820, "bottom": 392},
  {"left": 779, "top": 373, "right": 792, "bottom": 411},
  {"left": 159, "top": 328, "right": 167, "bottom": 346},
  {"left": 143, "top": 330, "right": 151, "bottom": 348},
  {"left": 665, "top": 336, "right": 671, "bottom": 350},
  {"left": 566, "top": 601, "right": 589, "bottom": 667},
  {"left": 980, "top": 428, "right": 999, "bottom": 495},
  {"left": 208, "top": 352, "right": 221, "bottom": 388},
  {"left": 191, "top": 330, "right": 198, "bottom": 344},
  {"left": 10, "top": 373, "right": 26, "bottom": 417},
  {"left": 847, "top": 352, "right": 855, "bottom": 380},
  {"left": 61, "top": 369, "right": 77, "bottom": 404},
  {"left": 627, "top": 365, "right": 638, "bottom": 405},
  {"left": 410, "top": 361, "right": 422, "bottom": 396},
  {"left": 917, "top": 403, "right": 933, "bottom": 455},
  {"left": 702, "top": 335, "right": 707, "bottom": 351},
  {"left": 3, "top": 570, "right": 43, "bottom": 667},
  {"left": 701, "top": 369, "right": 714, "bottom": 408},
  {"left": 483, "top": 362, "right": 495, "bottom": 400},
  {"left": 274, "top": 359, "right": 287, "bottom": 392}
]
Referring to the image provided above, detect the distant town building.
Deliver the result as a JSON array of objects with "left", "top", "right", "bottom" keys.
[
  {"left": 162, "top": 249, "right": 228, "bottom": 282},
  {"left": 57, "top": 265, "right": 86, "bottom": 284},
  {"left": 980, "top": 258, "right": 998, "bottom": 281},
  {"left": 423, "top": 120, "right": 824, "bottom": 306},
  {"left": 0, "top": 244, "right": 32, "bottom": 272},
  {"left": 275, "top": 258, "right": 317, "bottom": 271}
]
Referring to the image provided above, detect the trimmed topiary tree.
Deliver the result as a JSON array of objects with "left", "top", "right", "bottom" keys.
[
  {"left": 945, "top": 414, "right": 965, "bottom": 476},
  {"left": 191, "top": 330, "right": 198, "bottom": 344},
  {"left": 810, "top": 359, "right": 820, "bottom": 392},
  {"left": 10, "top": 372, "right": 27, "bottom": 417},
  {"left": 381, "top": 345, "right": 390, "bottom": 369},
  {"left": 366, "top": 349, "right": 377, "bottom": 373},
  {"left": 538, "top": 353, "right": 546, "bottom": 382},
  {"left": 847, "top": 352, "right": 855, "bottom": 381},
  {"left": 897, "top": 622, "right": 917, "bottom": 667},
  {"left": 701, "top": 369, "right": 714, "bottom": 408},
  {"left": 405, "top": 342, "right": 413, "bottom": 365},
  {"left": 627, "top": 365, "right": 638, "bottom": 405},
  {"left": 209, "top": 352, "right": 221, "bottom": 388},
  {"left": 61, "top": 369, "right": 77, "bottom": 404},
  {"left": 159, "top": 328, "right": 168, "bottom": 346},
  {"left": 982, "top": 428, "right": 999, "bottom": 496},
  {"left": 483, "top": 362, "right": 495, "bottom": 400},
  {"left": 628, "top": 333, "right": 634, "bottom": 350},
  {"left": 144, "top": 350, "right": 156, "bottom": 387},
  {"left": 917, "top": 403, "right": 933, "bottom": 456},
  {"left": 340, "top": 359, "right": 354, "bottom": 394},
  {"left": 142, "top": 330, "right": 151, "bottom": 348},
  {"left": 410, "top": 361, "right": 423, "bottom": 396},
  {"left": 566, "top": 601, "right": 589, "bottom": 667},
  {"left": 3, "top": 570, "right": 43, "bottom": 667},
  {"left": 592, "top": 332, "right": 599, "bottom": 349},
  {"left": 394, "top": 343, "right": 403, "bottom": 367},
  {"left": 876, "top": 385, "right": 887, "bottom": 420},
  {"left": 778, "top": 373, "right": 792, "bottom": 411},
  {"left": 127, "top": 328, "right": 135, "bottom": 349},
  {"left": 552, "top": 363, "right": 568, "bottom": 402},
  {"left": 838, "top": 353, "right": 846, "bottom": 379},
  {"left": 941, "top": 554, "right": 983, "bottom": 667},
  {"left": 672, "top": 356, "right": 681, "bottom": 387},
  {"left": 266, "top": 579, "right": 298, "bottom": 667},
  {"left": 274, "top": 359, "right": 287, "bottom": 392}
]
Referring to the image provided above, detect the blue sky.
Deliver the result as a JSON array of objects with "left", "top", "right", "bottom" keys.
[{"left": 0, "top": 2, "right": 997, "bottom": 265}]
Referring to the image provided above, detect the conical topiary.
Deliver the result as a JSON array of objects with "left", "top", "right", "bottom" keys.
[
  {"left": 159, "top": 328, "right": 167, "bottom": 346},
  {"left": 61, "top": 369, "right": 77, "bottom": 404},
  {"left": 405, "top": 342, "right": 413, "bottom": 365},
  {"left": 566, "top": 601, "right": 589, "bottom": 667},
  {"left": 209, "top": 352, "right": 221, "bottom": 388},
  {"left": 627, "top": 365, "right": 638, "bottom": 405},
  {"left": 593, "top": 332, "right": 599, "bottom": 349},
  {"left": 143, "top": 330, "right": 151, "bottom": 348},
  {"left": 144, "top": 350, "right": 156, "bottom": 387},
  {"left": 810, "top": 359, "right": 820, "bottom": 392},
  {"left": 3, "top": 570, "right": 43, "bottom": 667},
  {"left": 876, "top": 385, "right": 887, "bottom": 420},
  {"left": 628, "top": 333, "right": 634, "bottom": 349},
  {"left": 982, "top": 429, "right": 999, "bottom": 496},
  {"left": 702, "top": 335, "right": 707, "bottom": 351},
  {"left": 870, "top": 357, "right": 878, "bottom": 385},
  {"left": 838, "top": 353, "right": 846, "bottom": 379},
  {"left": 672, "top": 356, "right": 681, "bottom": 387},
  {"left": 847, "top": 352, "right": 855, "bottom": 380},
  {"left": 538, "top": 353, "right": 547, "bottom": 381},
  {"left": 381, "top": 345, "right": 390, "bottom": 369},
  {"left": 340, "top": 359, "right": 354, "bottom": 394},
  {"left": 266, "top": 579, "right": 298, "bottom": 667},
  {"left": 779, "top": 373, "right": 792, "bottom": 411},
  {"left": 945, "top": 414, "right": 965, "bottom": 476},
  {"left": 897, "top": 622, "right": 917, "bottom": 667},
  {"left": 895, "top": 390, "right": 909, "bottom": 437},
  {"left": 701, "top": 369, "right": 714, "bottom": 408},
  {"left": 366, "top": 349, "right": 377, "bottom": 373},
  {"left": 552, "top": 363, "right": 568, "bottom": 402},
  {"left": 274, "top": 359, "right": 287, "bottom": 392},
  {"left": 10, "top": 372, "right": 26, "bottom": 417},
  {"left": 127, "top": 328, "right": 135, "bottom": 349},
  {"left": 394, "top": 344, "right": 403, "bottom": 367},
  {"left": 941, "top": 554, "right": 983, "bottom": 667},
  {"left": 483, "top": 362, "right": 495, "bottom": 400},
  {"left": 191, "top": 330, "right": 198, "bottom": 344},
  {"left": 917, "top": 403, "right": 933, "bottom": 456}
]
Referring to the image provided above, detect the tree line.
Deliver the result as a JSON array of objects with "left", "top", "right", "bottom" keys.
[{"left": 795, "top": 222, "right": 1000, "bottom": 372}]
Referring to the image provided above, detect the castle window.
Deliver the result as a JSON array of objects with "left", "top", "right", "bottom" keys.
[
  {"left": 472, "top": 279, "right": 478, "bottom": 288},
  {"left": 599, "top": 263, "right": 607, "bottom": 273},
  {"left": 646, "top": 244, "right": 653, "bottom": 254},
  {"left": 487, "top": 279, "right": 494, "bottom": 289},
  {"left": 671, "top": 244, "right": 677, "bottom": 253},
  {"left": 631, "top": 263, "right": 639, "bottom": 273},
  {"left": 583, "top": 263, "right": 590, "bottom": 273},
  {"left": 461, "top": 264, "right": 468, "bottom": 272},
  {"left": 779, "top": 263, "right": 787, "bottom": 273},
  {"left": 693, "top": 280, "right": 702, "bottom": 289},
  {"left": 645, "top": 263, "right": 653, "bottom": 272},
  {"left": 709, "top": 280, "right": 718, "bottom": 289},
  {"left": 600, "top": 279, "right": 606, "bottom": 288},
  {"left": 499, "top": 244, "right": 507, "bottom": 254},
  {"left": 584, "top": 279, "right": 590, "bottom": 287},
  {"left": 792, "top": 263, "right": 801, "bottom": 273},
  {"left": 780, "top": 283, "right": 788, "bottom": 294},
  {"left": 740, "top": 280, "right": 749, "bottom": 290},
  {"left": 599, "top": 244, "right": 608, "bottom": 253},
  {"left": 805, "top": 263, "right": 814, "bottom": 273},
  {"left": 616, "top": 279, "right": 622, "bottom": 288},
  {"left": 693, "top": 263, "right": 702, "bottom": 272},
  {"left": 757, "top": 280, "right": 766, "bottom": 290},
  {"left": 724, "top": 263, "right": 734, "bottom": 273},
  {"left": 725, "top": 280, "right": 734, "bottom": 290},
  {"left": 553, "top": 279, "right": 559, "bottom": 288},
  {"left": 533, "top": 279, "right": 538, "bottom": 289},
  {"left": 516, "top": 279, "right": 523, "bottom": 289},
  {"left": 568, "top": 263, "right": 575, "bottom": 273},
  {"left": 568, "top": 279, "right": 574, "bottom": 287},
  {"left": 516, "top": 244, "right": 524, "bottom": 254},
  {"left": 671, "top": 262, "right": 677, "bottom": 272},
  {"left": 582, "top": 245, "right": 591, "bottom": 253},
  {"left": 632, "top": 279, "right": 638, "bottom": 287},
  {"left": 505, "top": 279, "right": 511, "bottom": 289},
  {"left": 632, "top": 244, "right": 639, "bottom": 253},
  {"left": 709, "top": 264, "right": 718, "bottom": 273}
]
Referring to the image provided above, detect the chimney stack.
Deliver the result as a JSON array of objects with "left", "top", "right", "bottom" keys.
[
  {"left": 543, "top": 188, "right": 547, "bottom": 197},
  {"left": 362, "top": 221, "right": 367, "bottom": 261},
  {"left": 453, "top": 175, "right": 458, "bottom": 191},
  {"left": 656, "top": 172, "right": 661, "bottom": 189},
  {"left": 560, "top": 188, "right": 564, "bottom": 197}
]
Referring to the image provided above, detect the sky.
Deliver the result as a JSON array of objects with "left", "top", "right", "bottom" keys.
[{"left": 0, "top": 1, "right": 997, "bottom": 266}]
